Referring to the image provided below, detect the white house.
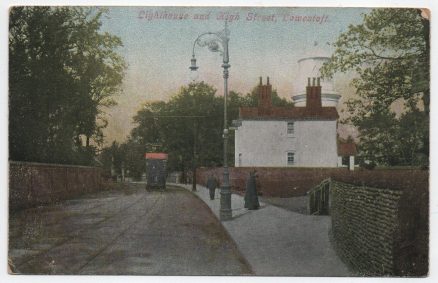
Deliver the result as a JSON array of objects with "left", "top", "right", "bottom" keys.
[{"left": 234, "top": 77, "right": 340, "bottom": 167}]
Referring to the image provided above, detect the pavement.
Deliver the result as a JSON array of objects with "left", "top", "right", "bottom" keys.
[
  {"left": 260, "top": 195, "right": 309, "bottom": 215},
  {"left": 172, "top": 183, "right": 352, "bottom": 276},
  {"left": 8, "top": 184, "right": 252, "bottom": 275}
]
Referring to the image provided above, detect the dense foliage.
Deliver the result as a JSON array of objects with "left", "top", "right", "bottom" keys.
[
  {"left": 321, "top": 8, "right": 429, "bottom": 166},
  {"left": 9, "top": 7, "right": 126, "bottom": 165}
]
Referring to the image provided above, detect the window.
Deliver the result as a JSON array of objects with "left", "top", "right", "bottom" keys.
[
  {"left": 287, "top": 122, "right": 294, "bottom": 135},
  {"left": 287, "top": 152, "right": 295, "bottom": 165},
  {"left": 342, "top": 156, "right": 349, "bottom": 166}
]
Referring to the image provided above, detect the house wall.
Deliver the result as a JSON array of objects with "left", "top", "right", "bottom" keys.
[
  {"left": 234, "top": 119, "right": 338, "bottom": 167},
  {"left": 235, "top": 120, "right": 291, "bottom": 167}
]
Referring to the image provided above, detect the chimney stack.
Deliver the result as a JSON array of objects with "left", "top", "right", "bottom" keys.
[
  {"left": 306, "top": 77, "right": 322, "bottom": 110},
  {"left": 258, "top": 76, "right": 273, "bottom": 113}
]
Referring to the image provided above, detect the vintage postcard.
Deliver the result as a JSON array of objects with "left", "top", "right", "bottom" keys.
[{"left": 6, "top": 2, "right": 431, "bottom": 279}]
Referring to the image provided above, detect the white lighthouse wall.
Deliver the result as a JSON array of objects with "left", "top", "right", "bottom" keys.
[
  {"left": 234, "top": 120, "right": 338, "bottom": 167},
  {"left": 295, "top": 57, "right": 335, "bottom": 94},
  {"left": 293, "top": 57, "right": 340, "bottom": 108}
]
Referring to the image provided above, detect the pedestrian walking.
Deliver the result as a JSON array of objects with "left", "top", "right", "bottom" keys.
[
  {"left": 206, "top": 174, "right": 218, "bottom": 200},
  {"left": 244, "top": 170, "right": 260, "bottom": 210}
]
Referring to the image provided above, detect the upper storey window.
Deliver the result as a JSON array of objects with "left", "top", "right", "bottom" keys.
[{"left": 287, "top": 122, "right": 294, "bottom": 135}]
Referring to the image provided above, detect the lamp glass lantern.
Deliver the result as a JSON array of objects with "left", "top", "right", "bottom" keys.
[{"left": 189, "top": 56, "right": 199, "bottom": 82}]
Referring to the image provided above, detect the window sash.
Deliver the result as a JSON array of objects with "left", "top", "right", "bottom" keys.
[
  {"left": 287, "top": 122, "right": 294, "bottom": 134},
  {"left": 287, "top": 152, "right": 295, "bottom": 165}
]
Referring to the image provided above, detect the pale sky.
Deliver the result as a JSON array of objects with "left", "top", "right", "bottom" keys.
[{"left": 99, "top": 6, "right": 371, "bottom": 144}]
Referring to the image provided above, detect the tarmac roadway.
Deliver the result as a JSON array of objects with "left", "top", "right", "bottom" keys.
[{"left": 8, "top": 184, "right": 252, "bottom": 275}]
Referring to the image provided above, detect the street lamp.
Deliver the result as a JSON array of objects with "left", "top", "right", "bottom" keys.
[
  {"left": 189, "top": 58, "right": 199, "bottom": 82},
  {"left": 190, "top": 21, "right": 232, "bottom": 221}
]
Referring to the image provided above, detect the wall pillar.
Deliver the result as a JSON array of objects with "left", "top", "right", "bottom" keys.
[
  {"left": 349, "top": 156, "right": 355, "bottom": 171},
  {"left": 337, "top": 156, "right": 343, "bottom": 167}
]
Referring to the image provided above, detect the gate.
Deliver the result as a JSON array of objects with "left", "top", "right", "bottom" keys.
[{"left": 307, "top": 178, "right": 331, "bottom": 215}]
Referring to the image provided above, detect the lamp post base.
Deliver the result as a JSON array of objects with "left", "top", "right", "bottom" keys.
[{"left": 220, "top": 186, "right": 232, "bottom": 221}]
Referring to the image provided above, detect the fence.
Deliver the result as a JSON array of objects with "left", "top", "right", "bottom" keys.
[{"left": 9, "top": 161, "right": 103, "bottom": 211}]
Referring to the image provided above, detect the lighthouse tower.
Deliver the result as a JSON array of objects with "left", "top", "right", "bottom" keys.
[{"left": 292, "top": 42, "right": 341, "bottom": 107}]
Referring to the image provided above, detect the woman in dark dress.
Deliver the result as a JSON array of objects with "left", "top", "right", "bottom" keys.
[{"left": 244, "top": 170, "right": 260, "bottom": 210}]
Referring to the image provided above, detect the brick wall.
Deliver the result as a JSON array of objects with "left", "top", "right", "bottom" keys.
[
  {"left": 330, "top": 180, "right": 428, "bottom": 276},
  {"left": 197, "top": 167, "right": 339, "bottom": 197},
  {"left": 196, "top": 167, "right": 428, "bottom": 197},
  {"left": 9, "top": 161, "right": 103, "bottom": 211}
]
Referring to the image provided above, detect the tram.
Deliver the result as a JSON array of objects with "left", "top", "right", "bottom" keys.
[{"left": 145, "top": 153, "right": 168, "bottom": 190}]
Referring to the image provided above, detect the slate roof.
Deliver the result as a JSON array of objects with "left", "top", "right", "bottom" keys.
[
  {"left": 338, "top": 142, "right": 357, "bottom": 156},
  {"left": 239, "top": 106, "right": 339, "bottom": 120}
]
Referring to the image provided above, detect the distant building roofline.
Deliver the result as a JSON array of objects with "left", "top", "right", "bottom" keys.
[
  {"left": 338, "top": 142, "right": 357, "bottom": 156},
  {"left": 145, "top": 153, "right": 168, "bottom": 160}
]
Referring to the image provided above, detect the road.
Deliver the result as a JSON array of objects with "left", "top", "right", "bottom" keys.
[{"left": 8, "top": 184, "right": 252, "bottom": 275}]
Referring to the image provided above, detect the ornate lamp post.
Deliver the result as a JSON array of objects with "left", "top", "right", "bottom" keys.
[{"left": 189, "top": 21, "right": 232, "bottom": 221}]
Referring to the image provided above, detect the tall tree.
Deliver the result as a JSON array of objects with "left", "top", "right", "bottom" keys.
[
  {"left": 130, "top": 82, "right": 224, "bottom": 173},
  {"left": 321, "top": 8, "right": 429, "bottom": 166},
  {"left": 9, "top": 7, "right": 126, "bottom": 165}
]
